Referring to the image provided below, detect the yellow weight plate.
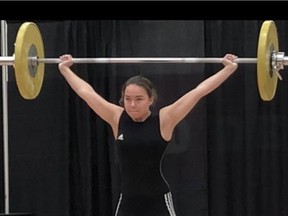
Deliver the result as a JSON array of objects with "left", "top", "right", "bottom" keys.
[
  {"left": 257, "top": 20, "right": 278, "bottom": 101},
  {"left": 14, "top": 22, "right": 44, "bottom": 99}
]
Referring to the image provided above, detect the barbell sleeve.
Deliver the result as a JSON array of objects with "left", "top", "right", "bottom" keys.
[{"left": 0, "top": 57, "right": 14, "bottom": 66}]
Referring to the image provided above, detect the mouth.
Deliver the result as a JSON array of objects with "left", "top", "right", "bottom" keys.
[
  {"left": 127, "top": 108, "right": 137, "bottom": 112},
  {"left": 128, "top": 110, "right": 138, "bottom": 114},
  {"left": 127, "top": 109, "right": 140, "bottom": 116}
]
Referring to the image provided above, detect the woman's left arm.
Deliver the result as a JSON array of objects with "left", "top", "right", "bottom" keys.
[{"left": 159, "top": 54, "right": 238, "bottom": 141}]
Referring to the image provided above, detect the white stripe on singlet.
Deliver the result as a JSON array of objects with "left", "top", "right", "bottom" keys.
[
  {"left": 164, "top": 192, "right": 177, "bottom": 216},
  {"left": 114, "top": 193, "right": 123, "bottom": 216},
  {"left": 115, "top": 192, "right": 176, "bottom": 216}
]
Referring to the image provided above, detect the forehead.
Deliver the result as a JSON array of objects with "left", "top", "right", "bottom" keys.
[{"left": 124, "top": 84, "right": 147, "bottom": 96}]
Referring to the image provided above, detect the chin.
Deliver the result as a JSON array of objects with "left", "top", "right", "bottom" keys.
[
  {"left": 127, "top": 111, "right": 141, "bottom": 119},
  {"left": 128, "top": 112, "right": 139, "bottom": 118}
]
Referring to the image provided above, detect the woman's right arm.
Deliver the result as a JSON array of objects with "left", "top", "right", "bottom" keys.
[{"left": 58, "top": 54, "right": 123, "bottom": 137}]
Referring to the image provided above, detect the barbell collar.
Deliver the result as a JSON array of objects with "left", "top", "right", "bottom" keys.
[{"left": 274, "top": 52, "right": 288, "bottom": 67}]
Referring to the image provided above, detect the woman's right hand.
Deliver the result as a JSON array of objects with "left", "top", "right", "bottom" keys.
[{"left": 58, "top": 54, "right": 73, "bottom": 71}]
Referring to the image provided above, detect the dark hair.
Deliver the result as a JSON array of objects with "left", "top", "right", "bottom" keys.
[{"left": 119, "top": 75, "right": 158, "bottom": 106}]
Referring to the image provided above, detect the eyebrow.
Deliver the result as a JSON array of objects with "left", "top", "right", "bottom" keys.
[{"left": 125, "top": 95, "right": 145, "bottom": 98}]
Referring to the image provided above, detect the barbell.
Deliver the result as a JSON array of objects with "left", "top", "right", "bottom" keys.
[{"left": 0, "top": 20, "right": 285, "bottom": 101}]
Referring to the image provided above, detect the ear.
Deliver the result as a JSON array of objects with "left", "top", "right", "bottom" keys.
[{"left": 149, "top": 96, "right": 154, "bottom": 105}]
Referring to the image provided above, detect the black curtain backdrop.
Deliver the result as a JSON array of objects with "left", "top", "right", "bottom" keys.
[
  {"left": 0, "top": 20, "right": 287, "bottom": 216},
  {"left": 205, "top": 20, "right": 288, "bottom": 216}
]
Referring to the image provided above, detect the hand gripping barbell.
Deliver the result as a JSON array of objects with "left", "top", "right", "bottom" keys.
[{"left": 0, "top": 20, "right": 285, "bottom": 101}]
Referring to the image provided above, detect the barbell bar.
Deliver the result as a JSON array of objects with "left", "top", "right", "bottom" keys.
[
  {"left": 0, "top": 20, "right": 284, "bottom": 101},
  {"left": 1, "top": 56, "right": 259, "bottom": 64},
  {"left": 36, "top": 57, "right": 258, "bottom": 64}
]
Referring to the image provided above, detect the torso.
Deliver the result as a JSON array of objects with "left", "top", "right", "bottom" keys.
[{"left": 115, "top": 110, "right": 171, "bottom": 196}]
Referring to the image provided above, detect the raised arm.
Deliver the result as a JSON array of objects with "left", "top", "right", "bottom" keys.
[
  {"left": 58, "top": 54, "right": 123, "bottom": 137},
  {"left": 160, "top": 54, "right": 238, "bottom": 141}
]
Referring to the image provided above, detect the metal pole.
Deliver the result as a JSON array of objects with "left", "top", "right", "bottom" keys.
[
  {"left": 1, "top": 20, "right": 9, "bottom": 214},
  {"left": 0, "top": 56, "right": 14, "bottom": 65},
  {"left": 36, "top": 57, "right": 257, "bottom": 64}
]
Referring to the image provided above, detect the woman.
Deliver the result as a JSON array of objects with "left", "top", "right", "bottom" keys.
[{"left": 58, "top": 54, "right": 238, "bottom": 216}]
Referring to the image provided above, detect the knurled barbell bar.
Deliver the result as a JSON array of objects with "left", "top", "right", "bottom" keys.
[{"left": 0, "top": 20, "right": 284, "bottom": 101}]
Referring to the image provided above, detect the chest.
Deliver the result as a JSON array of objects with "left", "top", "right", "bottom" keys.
[{"left": 117, "top": 115, "right": 167, "bottom": 157}]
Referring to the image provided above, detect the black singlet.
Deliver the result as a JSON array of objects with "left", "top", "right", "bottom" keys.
[{"left": 115, "top": 111, "right": 176, "bottom": 216}]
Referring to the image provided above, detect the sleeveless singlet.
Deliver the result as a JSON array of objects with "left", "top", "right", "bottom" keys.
[{"left": 114, "top": 111, "right": 176, "bottom": 216}]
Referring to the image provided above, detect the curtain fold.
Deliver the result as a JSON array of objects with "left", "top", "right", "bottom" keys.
[{"left": 205, "top": 20, "right": 288, "bottom": 216}]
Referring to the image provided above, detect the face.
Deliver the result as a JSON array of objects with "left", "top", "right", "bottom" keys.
[{"left": 124, "top": 84, "right": 153, "bottom": 121}]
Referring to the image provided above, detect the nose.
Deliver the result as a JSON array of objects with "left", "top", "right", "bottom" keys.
[{"left": 130, "top": 100, "right": 135, "bottom": 107}]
